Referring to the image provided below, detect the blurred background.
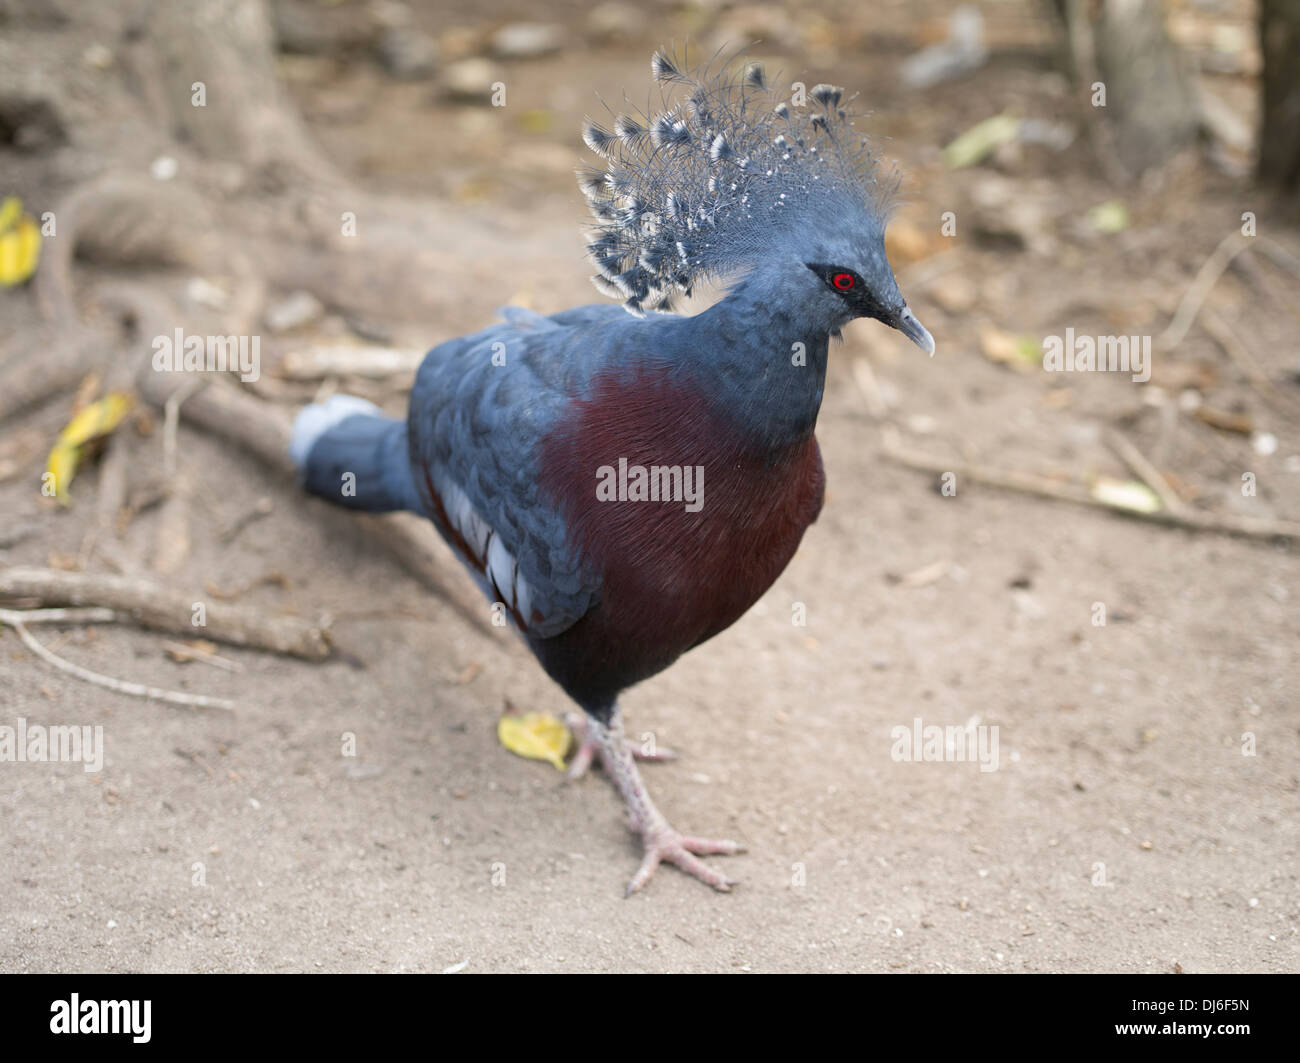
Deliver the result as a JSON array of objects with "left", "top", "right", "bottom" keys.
[{"left": 0, "top": 1, "right": 1296, "bottom": 973}]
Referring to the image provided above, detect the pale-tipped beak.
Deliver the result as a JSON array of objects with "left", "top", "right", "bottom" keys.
[{"left": 894, "top": 306, "right": 935, "bottom": 356}]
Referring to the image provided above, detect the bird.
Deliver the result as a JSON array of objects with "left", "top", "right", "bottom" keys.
[{"left": 289, "top": 50, "right": 934, "bottom": 896}]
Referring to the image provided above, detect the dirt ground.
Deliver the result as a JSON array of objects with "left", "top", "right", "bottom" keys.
[{"left": 1, "top": 0, "right": 1297, "bottom": 972}]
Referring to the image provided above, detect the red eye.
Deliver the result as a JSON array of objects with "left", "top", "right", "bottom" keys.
[{"left": 832, "top": 272, "right": 855, "bottom": 291}]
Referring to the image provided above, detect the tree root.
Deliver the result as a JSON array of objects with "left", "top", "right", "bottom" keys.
[{"left": 0, "top": 566, "right": 332, "bottom": 660}]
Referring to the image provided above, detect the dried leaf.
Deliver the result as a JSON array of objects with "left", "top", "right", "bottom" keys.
[
  {"left": 1086, "top": 199, "right": 1130, "bottom": 234},
  {"left": 978, "top": 323, "right": 1040, "bottom": 372},
  {"left": 1195, "top": 405, "right": 1253, "bottom": 435},
  {"left": 0, "top": 197, "right": 42, "bottom": 287},
  {"left": 44, "top": 392, "right": 132, "bottom": 504},
  {"left": 497, "top": 710, "right": 571, "bottom": 771},
  {"left": 1090, "top": 477, "right": 1161, "bottom": 514},
  {"left": 165, "top": 639, "right": 220, "bottom": 663},
  {"left": 943, "top": 114, "right": 1021, "bottom": 169},
  {"left": 901, "top": 559, "right": 950, "bottom": 588}
]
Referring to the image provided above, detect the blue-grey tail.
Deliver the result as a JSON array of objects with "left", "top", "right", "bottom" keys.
[{"left": 289, "top": 395, "right": 422, "bottom": 514}]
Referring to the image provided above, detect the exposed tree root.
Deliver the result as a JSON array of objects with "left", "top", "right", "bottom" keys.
[{"left": 0, "top": 566, "right": 332, "bottom": 660}]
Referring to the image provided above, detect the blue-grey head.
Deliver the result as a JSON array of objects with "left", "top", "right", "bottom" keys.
[{"left": 578, "top": 50, "right": 934, "bottom": 356}]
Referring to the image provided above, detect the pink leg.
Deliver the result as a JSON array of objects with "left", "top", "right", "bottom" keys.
[
  {"left": 586, "top": 707, "right": 743, "bottom": 896},
  {"left": 565, "top": 710, "right": 676, "bottom": 781}
]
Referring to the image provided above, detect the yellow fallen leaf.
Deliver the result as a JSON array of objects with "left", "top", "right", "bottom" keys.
[
  {"left": 1086, "top": 199, "right": 1130, "bottom": 234},
  {"left": 978, "top": 323, "right": 1040, "bottom": 372},
  {"left": 517, "top": 109, "right": 553, "bottom": 134},
  {"left": 0, "top": 197, "right": 42, "bottom": 287},
  {"left": 44, "top": 392, "right": 132, "bottom": 504},
  {"left": 497, "top": 711, "right": 571, "bottom": 771},
  {"left": 60, "top": 392, "right": 133, "bottom": 448},
  {"left": 1090, "top": 477, "right": 1161, "bottom": 514},
  {"left": 943, "top": 113, "right": 1022, "bottom": 169}
]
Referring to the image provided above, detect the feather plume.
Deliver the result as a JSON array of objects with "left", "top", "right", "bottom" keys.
[{"left": 580, "top": 49, "right": 898, "bottom": 312}]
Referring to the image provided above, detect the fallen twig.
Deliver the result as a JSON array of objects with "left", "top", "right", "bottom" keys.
[
  {"left": 161, "top": 639, "right": 245, "bottom": 673},
  {"left": 220, "top": 497, "right": 274, "bottom": 544},
  {"left": 101, "top": 283, "right": 498, "bottom": 639},
  {"left": 0, "top": 566, "right": 332, "bottom": 659},
  {"left": 880, "top": 427, "right": 1300, "bottom": 542},
  {"left": 163, "top": 376, "right": 203, "bottom": 480},
  {"left": 1106, "top": 429, "right": 1185, "bottom": 515},
  {"left": 1199, "top": 307, "right": 1300, "bottom": 420},
  {"left": 1159, "top": 231, "right": 1300, "bottom": 356},
  {"left": 1256, "top": 236, "right": 1300, "bottom": 280},
  {"left": 1157, "top": 231, "right": 1251, "bottom": 353},
  {"left": 277, "top": 346, "right": 425, "bottom": 380},
  {"left": 8, "top": 606, "right": 119, "bottom": 624},
  {"left": 0, "top": 607, "right": 235, "bottom": 710}
]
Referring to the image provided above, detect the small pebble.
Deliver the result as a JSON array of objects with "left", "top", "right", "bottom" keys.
[
  {"left": 150, "top": 156, "right": 178, "bottom": 181},
  {"left": 83, "top": 43, "right": 114, "bottom": 69},
  {"left": 1251, "top": 431, "right": 1278, "bottom": 457},
  {"left": 376, "top": 28, "right": 438, "bottom": 80},
  {"left": 490, "top": 23, "right": 564, "bottom": 59},
  {"left": 264, "top": 290, "right": 324, "bottom": 333},
  {"left": 441, "top": 58, "right": 497, "bottom": 103}
]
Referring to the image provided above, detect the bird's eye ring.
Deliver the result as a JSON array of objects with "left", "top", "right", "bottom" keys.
[{"left": 832, "top": 272, "right": 855, "bottom": 291}]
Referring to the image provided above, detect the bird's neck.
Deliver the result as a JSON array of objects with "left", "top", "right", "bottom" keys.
[{"left": 669, "top": 280, "right": 831, "bottom": 458}]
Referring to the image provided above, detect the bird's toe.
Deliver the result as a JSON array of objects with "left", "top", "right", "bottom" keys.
[
  {"left": 678, "top": 834, "right": 745, "bottom": 856},
  {"left": 564, "top": 741, "right": 596, "bottom": 781},
  {"left": 624, "top": 827, "right": 741, "bottom": 895}
]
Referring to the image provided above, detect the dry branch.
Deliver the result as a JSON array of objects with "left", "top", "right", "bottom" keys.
[
  {"left": 1105, "top": 429, "right": 1186, "bottom": 515},
  {"left": 0, "top": 607, "right": 235, "bottom": 710},
  {"left": 880, "top": 429, "right": 1300, "bottom": 542},
  {"left": 1156, "top": 231, "right": 1253, "bottom": 352},
  {"left": 278, "top": 346, "right": 425, "bottom": 380},
  {"left": 99, "top": 282, "right": 498, "bottom": 638},
  {"left": 0, "top": 566, "right": 332, "bottom": 660}
]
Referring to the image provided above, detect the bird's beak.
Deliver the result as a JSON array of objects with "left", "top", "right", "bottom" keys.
[{"left": 893, "top": 305, "right": 935, "bottom": 356}]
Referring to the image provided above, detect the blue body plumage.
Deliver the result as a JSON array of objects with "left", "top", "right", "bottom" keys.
[{"left": 290, "top": 51, "right": 934, "bottom": 894}]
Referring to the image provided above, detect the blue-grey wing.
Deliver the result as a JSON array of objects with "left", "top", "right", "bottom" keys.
[{"left": 407, "top": 311, "right": 601, "bottom": 638}]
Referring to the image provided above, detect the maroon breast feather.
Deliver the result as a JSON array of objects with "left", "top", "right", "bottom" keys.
[{"left": 532, "top": 366, "right": 825, "bottom": 710}]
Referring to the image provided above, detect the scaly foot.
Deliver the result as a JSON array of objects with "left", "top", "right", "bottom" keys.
[
  {"left": 586, "top": 707, "right": 743, "bottom": 895},
  {"left": 626, "top": 819, "right": 743, "bottom": 896},
  {"left": 565, "top": 710, "right": 677, "bottom": 781}
]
